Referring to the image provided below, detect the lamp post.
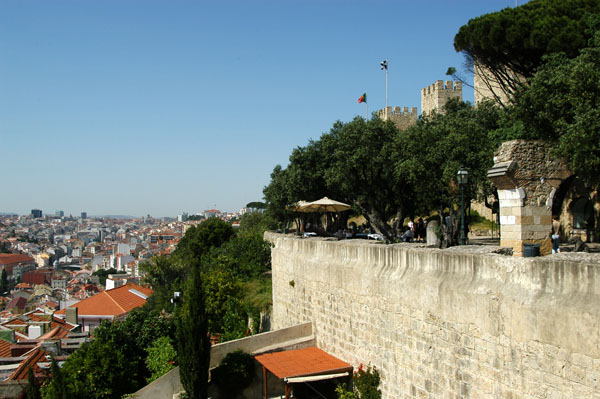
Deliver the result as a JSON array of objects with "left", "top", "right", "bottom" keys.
[{"left": 457, "top": 167, "right": 469, "bottom": 245}]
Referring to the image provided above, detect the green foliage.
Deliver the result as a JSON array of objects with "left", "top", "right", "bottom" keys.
[
  {"left": 396, "top": 99, "right": 503, "bottom": 246},
  {"left": 58, "top": 338, "right": 138, "bottom": 398},
  {"left": 0, "top": 269, "right": 7, "bottom": 293},
  {"left": 140, "top": 256, "right": 185, "bottom": 313},
  {"left": 142, "top": 218, "right": 237, "bottom": 314},
  {"left": 509, "top": 16, "right": 600, "bottom": 183},
  {"left": 245, "top": 201, "right": 266, "bottom": 209},
  {"left": 42, "top": 357, "right": 66, "bottom": 399},
  {"left": 454, "top": 0, "right": 600, "bottom": 99},
  {"left": 219, "top": 299, "right": 248, "bottom": 342},
  {"left": 211, "top": 350, "right": 255, "bottom": 396},
  {"left": 264, "top": 116, "right": 406, "bottom": 241},
  {"left": 176, "top": 263, "right": 211, "bottom": 399},
  {"left": 336, "top": 364, "right": 381, "bottom": 399},
  {"left": 335, "top": 384, "right": 358, "bottom": 399},
  {"left": 203, "top": 269, "right": 244, "bottom": 333},
  {"left": 238, "top": 212, "right": 277, "bottom": 236},
  {"left": 207, "top": 234, "right": 271, "bottom": 281},
  {"left": 145, "top": 336, "right": 177, "bottom": 383},
  {"left": 42, "top": 308, "right": 175, "bottom": 399},
  {"left": 353, "top": 365, "right": 381, "bottom": 399},
  {"left": 242, "top": 278, "right": 272, "bottom": 316},
  {"left": 92, "top": 268, "right": 117, "bottom": 286},
  {"left": 174, "top": 218, "right": 235, "bottom": 263},
  {"left": 26, "top": 367, "right": 41, "bottom": 399},
  {"left": 326, "top": 117, "right": 406, "bottom": 240}
]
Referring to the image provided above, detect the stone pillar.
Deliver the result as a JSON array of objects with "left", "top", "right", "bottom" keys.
[
  {"left": 488, "top": 140, "right": 572, "bottom": 256},
  {"left": 496, "top": 188, "right": 552, "bottom": 256}
]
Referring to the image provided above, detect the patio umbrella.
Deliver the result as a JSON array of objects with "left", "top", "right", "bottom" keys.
[
  {"left": 300, "top": 197, "right": 351, "bottom": 213},
  {"left": 286, "top": 200, "right": 312, "bottom": 212}
]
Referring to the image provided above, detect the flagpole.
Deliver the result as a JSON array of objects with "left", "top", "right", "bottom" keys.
[
  {"left": 380, "top": 60, "right": 389, "bottom": 120},
  {"left": 366, "top": 91, "right": 368, "bottom": 120},
  {"left": 385, "top": 65, "right": 389, "bottom": 119}
]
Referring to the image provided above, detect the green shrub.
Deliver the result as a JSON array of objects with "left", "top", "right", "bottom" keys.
[
  {"left": 211, "top": 350, "right": 255, "bottom": 396},
  {"left": 336, "top": 364, "right": 381, "bottom": 399}
]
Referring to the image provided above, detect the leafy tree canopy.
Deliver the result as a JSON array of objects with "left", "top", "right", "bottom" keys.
[
  {"left": 145, "top": 336, "right": 176, "bottom": 383},
  {"left": 508, "top": 16, "right": 600, "bottom": 183},
  {"left": 42, "top": 307, "right": 175, "bottom": 399},
  {"left": 397, "top": 99, "right": 503, "bottom": 246},
  {"left": 454, "top": 0, "right": 600, "bottom": 97},
  {"left": 264, "top": 116, "right": 407, "bottom": 241},
  {"left": 173, "top": 218, "right": 235, "bottom": 264},
  {"left": 245, "top": 201, "right": 266, "bottom": 209}
]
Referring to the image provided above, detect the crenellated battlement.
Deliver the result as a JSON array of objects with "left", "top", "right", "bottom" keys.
[
  {"left": 378, "top": 106, "right": 418, "bottom": 130},
  {"left": 421, "top": 79, "right": 463, "bottom": 115},
  {"left": 421, "top": 80, "right": 462, "bottom": 96}
]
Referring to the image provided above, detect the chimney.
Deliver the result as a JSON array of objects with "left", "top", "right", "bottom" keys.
[
  {"left": 28, "top": 325, "right": 42, "bottom": 339},
  {"left": 66, "top": 307, "right": 78, "bottom": 326}
]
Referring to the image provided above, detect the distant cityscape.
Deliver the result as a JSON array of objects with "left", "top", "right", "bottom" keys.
[{"left": 0, "top": 205, "right": 261, "bottom": 312}]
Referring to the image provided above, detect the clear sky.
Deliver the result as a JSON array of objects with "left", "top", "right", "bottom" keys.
[{"left": 0, "top": 0, "right": 526, "bottom": 217}]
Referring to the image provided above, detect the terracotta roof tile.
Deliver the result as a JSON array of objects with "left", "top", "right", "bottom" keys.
[
  {"left": 55, "top": 283, "right": 153, "bottom": 318},
  {"left": 255, "top": 347, "right": 353, "bottom": 380},
  {"left": 0, "top": 254, "right": 34, "bottom": 265},
  {"left": 0, "top": 338, "right": 12, "bottom": 357},
  {"left": 38, "top": 326, "right": 70, "bottom": 340},
  {"left": 5, "top": 297, "right": 27, "bottom": 311},
  {"left": 8, "top": 346, "right": 47, "bottom": 380}
]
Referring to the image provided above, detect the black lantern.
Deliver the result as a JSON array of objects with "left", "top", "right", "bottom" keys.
[{"left": 457, "top": 167, "right": 469, "bottom": 245}]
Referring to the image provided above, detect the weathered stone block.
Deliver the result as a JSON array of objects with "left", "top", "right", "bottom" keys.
[{"left": 267, "top": 233, "right": 600, "bottom": 399}]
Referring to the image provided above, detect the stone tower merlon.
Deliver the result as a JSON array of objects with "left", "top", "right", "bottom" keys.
[
  {"left": 378, "top": 106, "right": 418, "bottom": 131},
  {"left": 421, "top": 80, "right": 463, "bottom": 116}
]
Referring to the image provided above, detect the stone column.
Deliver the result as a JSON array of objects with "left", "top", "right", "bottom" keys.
[
  {"left": 496, "top": 188, "right": 552, "bottom": 256},
  {"left": 487, "top": 140, "right": 572, "bottom": 256}
]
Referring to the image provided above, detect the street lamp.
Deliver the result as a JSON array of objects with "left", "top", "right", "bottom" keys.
[{"left": 457, "top": 167, "right": 469, "bottom": 245}]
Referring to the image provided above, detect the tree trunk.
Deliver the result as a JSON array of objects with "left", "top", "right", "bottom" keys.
[
  {"left": 438, "top": 202, "right": 460, "bottom": 248},
  {"left": 392, "top": 209, "right": 406, "bottom": 237},
  {"left": 363, "top": 208, "right": 394, "bottom": 243}
]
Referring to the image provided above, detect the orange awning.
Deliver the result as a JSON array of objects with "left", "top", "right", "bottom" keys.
[{"left": 255, "top": 346, "right": 353, "bottom": 379}]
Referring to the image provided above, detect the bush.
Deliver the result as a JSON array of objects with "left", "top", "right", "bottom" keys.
[
  {"left": 145, "top": 336, "right": 176, "bottom": 383},
  {"left": 211, "top": 350, "right": 255, "bottom": 396},
  {"left": 336, "top": 364, "right": 381, "bottom": 399}
]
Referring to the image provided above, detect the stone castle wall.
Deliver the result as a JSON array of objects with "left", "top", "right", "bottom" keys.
[
  {"left": 267, "top": 232, "right": 600, "bottom": 399},
  {"left": 421, "top": 80, "right": 462, "bottom": 115},
  {"left": 378, "top": 106, "right": 418, "bottom": 130}
]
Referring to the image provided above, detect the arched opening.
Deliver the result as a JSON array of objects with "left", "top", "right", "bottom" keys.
[
  {"left": 572, "top": 197, "right": 593, "bottom": 230},
  {"left": 551, "top": 175, "right": 575, "bottom": 217}
]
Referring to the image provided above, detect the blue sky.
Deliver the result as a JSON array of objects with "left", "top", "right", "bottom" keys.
[{"left": 0, "top": 0, "right": 525, "bottom": 217}]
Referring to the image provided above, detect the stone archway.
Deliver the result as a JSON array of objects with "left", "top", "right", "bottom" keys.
[
  {"left": 562, "top": 180, "right": 598, "bottom": 243},
  {"left": 487, "top": 140, "right": 573, "bottom": 256}
]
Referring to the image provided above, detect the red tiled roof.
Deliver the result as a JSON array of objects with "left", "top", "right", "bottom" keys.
[
  {"left": 38, "top": 326, "right": 70, "bottom": 340},
  {"left": 55, "top": 283, "right": 153, "bottom": 318},
  {"left": 8, "top": 346, "right": 47, "bottom": 380},
  {"left": 14, "top": 283, "right": 33, "bottom": 290},
  {"left": 5, "top": 296, "right": 27, "bottom": 311},
  {"left": 255, "top": 347, "right": 353, "bottom": 380},
  {"left": 0, "top": 338, "right": 12, "bottom": 357},
  {"left": 2, "top": 318, "right": 27, "bottom": 327},
  {"left": 0, "top": 254, "right": 34, "bottom": 265}
]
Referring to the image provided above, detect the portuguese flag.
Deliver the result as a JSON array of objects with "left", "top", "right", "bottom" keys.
[{"left": 358, "top": 93, "right": 366, "bottom": 103}]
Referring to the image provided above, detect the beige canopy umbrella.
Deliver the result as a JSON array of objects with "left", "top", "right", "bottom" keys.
[
  {"left": 286, "top": 200, "right": 312, "bottom": 212},
  {"left": 299, "top": 197, "right": 351, "bottom": 213}
]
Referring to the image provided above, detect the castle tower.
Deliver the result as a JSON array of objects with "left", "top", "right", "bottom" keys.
[
  {"left": 421, "top": 80, "right": 463, "bottom": 116},
  {"left": 378, "top": 106, "right": 418, "bottom": 131}
]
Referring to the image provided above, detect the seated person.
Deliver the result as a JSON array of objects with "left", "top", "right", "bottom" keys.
[{"left": 401, "top": 228, "right": 414, "bottom": 242}]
